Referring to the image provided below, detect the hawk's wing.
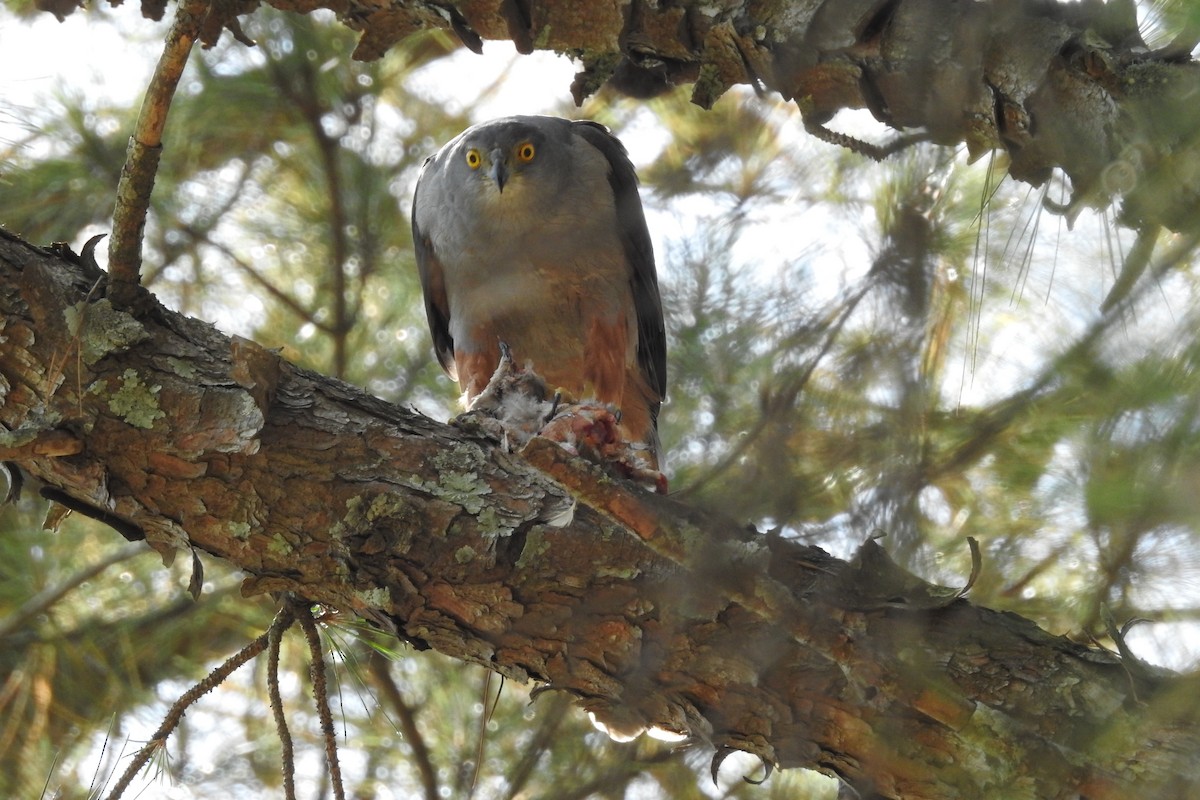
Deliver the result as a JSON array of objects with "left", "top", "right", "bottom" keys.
[
  {"left": 570, "top": 120, "right": 668, "bottom": 415},
  {"left": 411, "top": 154, "right": 457, "bottom": 380}
]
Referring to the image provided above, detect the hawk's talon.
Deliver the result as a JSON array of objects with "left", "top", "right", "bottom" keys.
[
  {"left": 449, "top": 409, "right": 486, "bottom": 431},
  {"left": 545, "top": 390, "right": 563, "bottom": 424}
]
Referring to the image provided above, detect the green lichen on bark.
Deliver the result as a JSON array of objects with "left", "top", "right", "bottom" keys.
[
  {"left": 167, "top": 356, "right": 198, "bottom": 380},
  {"left": 267, "top": 532, "right": 294, "bottom": 555},
  {"left": 227, "top": 520, "right": 251, "bottom": 540},
  {"left": 354, "top": 586, "right": 390, "bottom": 607},
  {"left": 63, "top": 299, "right": 149, "bottom": 365},
  {"left": 90, "top": 368, "right": 166, "bottom": 429},
  {"left": 408, "top": 465, "right": 493, "bottom": 516},
  {"left": 515, "top": 526, "right": 550, "bottom": 569},
  {"left": 339, "top": 493, "right": 415, "bottom": 530},
  {"left": 475, "top": 505, "right": 514, "bottom": 537}
]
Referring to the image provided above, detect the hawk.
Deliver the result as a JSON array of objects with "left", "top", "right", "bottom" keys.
[{"left": 411, "top": 116, "right": 666, "bottom": 466}]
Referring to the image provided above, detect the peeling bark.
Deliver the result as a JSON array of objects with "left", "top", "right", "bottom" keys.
[{"left": 3, "top": 229, "right": 1199, "bottom": 798}]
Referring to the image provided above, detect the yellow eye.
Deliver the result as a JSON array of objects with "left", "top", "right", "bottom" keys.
[
  {"left": 465, "top": 149, "right": 482, "bottom": 169},
  {"left": 516, "top": 142, "right": 535, "bottom": 163}
]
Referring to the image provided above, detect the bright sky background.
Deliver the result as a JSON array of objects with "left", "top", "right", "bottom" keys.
[{"left": 0, "top": 8, "right": 577, "bottom": 131}]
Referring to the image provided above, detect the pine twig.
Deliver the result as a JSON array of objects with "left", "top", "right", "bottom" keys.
[
  {"left": 803, "top": 119, "right": 932, "bottom": 162},
  {"left": 297, "top": 602, "right": 346, "bottom": 800},
  {"left": 469, "top": 668, "right": 501, "bottom": 795},
  {"left": 103, "top": 626, "right": 271, "bottom": 800},
  {"left": 108, "top": 0, "right": 210, "bottom": 306}
]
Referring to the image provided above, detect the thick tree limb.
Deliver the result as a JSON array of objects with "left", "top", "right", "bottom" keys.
[{"left": 3, "top": 229, "right": 1199, "bottom": 798}]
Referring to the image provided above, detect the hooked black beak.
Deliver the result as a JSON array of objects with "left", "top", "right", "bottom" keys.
[{"left": 489, "top": 148, "right": 509, "bottom": 192}]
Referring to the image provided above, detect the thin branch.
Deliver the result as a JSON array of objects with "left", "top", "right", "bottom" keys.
[
  {"left": 297, "top": 602, "right": 346, "bottom": 800},
  {"left": 102, "top": 626, "right": 270, "bottom": 800},
  {"left": 181, "top": 224, "right": 328, "bottom": 330},
  {"left": 803, "top": 118, "right": 933, "bottom": 162},
  {"left": 267, "top": 604, "right": 298, "bottom": 800},
  {"left": 0, "top": 543, "right": 145, "bottom": 640},
  {"left": 502, "top": 693, "right": 572, "bottom": 800},
  {"left": 368, "top": 655, "right": 439, "bottom": 800},
  {"left": 108, "top": 0, "right": 210, "bottom": 306},
  {"left": 468, "top": 668, "right": 495, "bottom": 796}
]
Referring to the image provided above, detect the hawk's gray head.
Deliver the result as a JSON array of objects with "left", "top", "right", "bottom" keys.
[{"left": 426, "top": 116, "right": 585, "bottom": 215}]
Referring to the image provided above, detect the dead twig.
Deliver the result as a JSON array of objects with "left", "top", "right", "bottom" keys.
[{"left": 103, "top": 622, "right": 270, "bottom": 800}]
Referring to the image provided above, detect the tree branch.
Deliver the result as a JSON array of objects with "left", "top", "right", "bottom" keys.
[
  {"left": 102, "top": 623, "right": 271, "bottom": 800},
  {"left": 0, "top": 542, "right": 146, "bottom": 640},
  {"left": 240, "top": 0, "right": 1200, "bottom": 239},
  {"left": 367, "top": 655, "right": 440, "bottom": 800},
  {"left": 3, "top": 229, "right": 1198, "bottom": 798},
  {"left": 108, "top": 0, "right": 210, "bottom": 307},
  {"left": 298, "top": 602, "right": 346, "bottom": 800},
  {"left": 266, "top": 604, "right": 298, "bottom": 800}
]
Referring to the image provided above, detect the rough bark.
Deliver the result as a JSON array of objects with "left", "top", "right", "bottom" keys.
[
  {"left": 37, "top": 0, "right": 1200, "bottom": 237},
  {"left": 3, "top": 229, "right": 1199, "bottom": 798}
]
